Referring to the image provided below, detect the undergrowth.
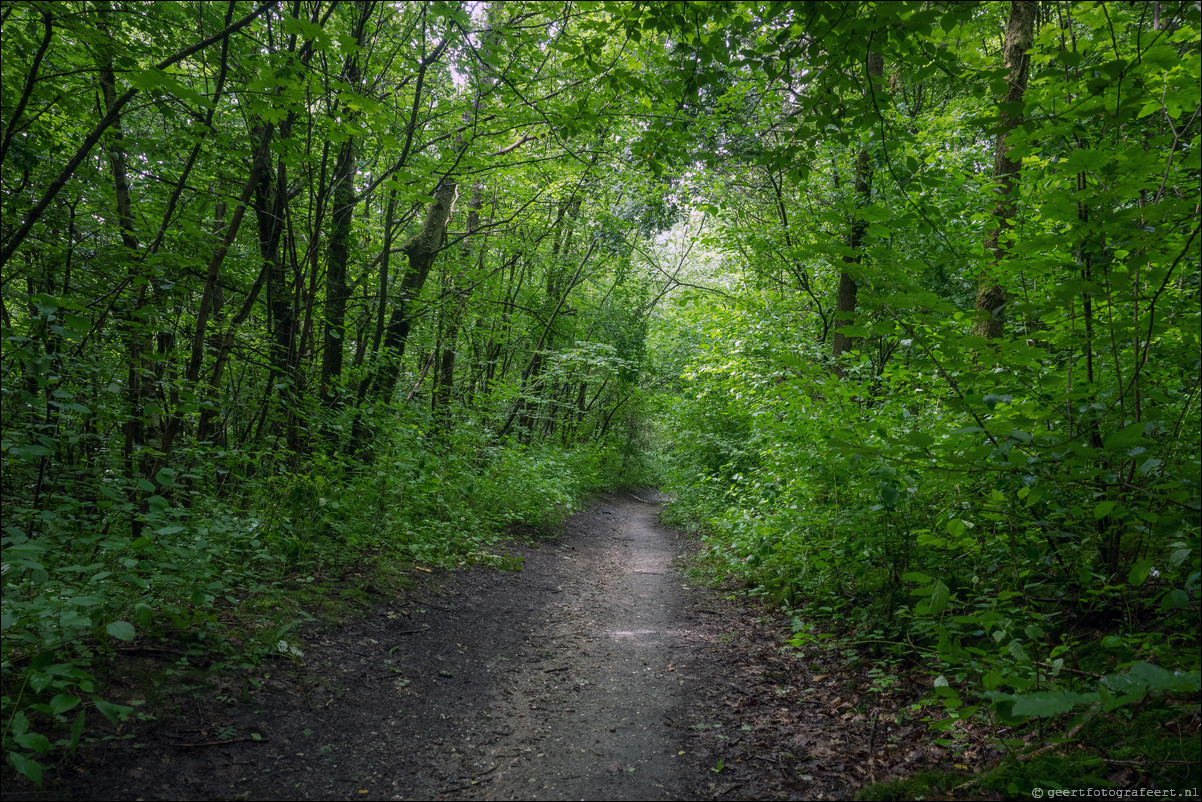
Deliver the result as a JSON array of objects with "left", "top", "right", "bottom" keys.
[
  {"left": 651, "top": 327, "right": 1201, "bottom": 796},
  {"left": 1, "top": 403, "right": 636, "bottom": 788}
]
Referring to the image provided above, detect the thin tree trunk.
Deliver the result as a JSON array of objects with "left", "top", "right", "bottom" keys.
[
  {"left": 253, "top": 121, "right": 296, "bottom": 404},
  {"left": 97, "top": 4, "right": 149, "bottom": 534},
  {"left": 513, "top": 196, "right": 581, "bottom": 436},
  {"left": 431, "top": 12, "right": 496, "bottom": 429},
  {"left": 198, "top": 258, "right": 274, "bottom": 441},
  {"left": 319, "top": 2, "right": 372, "bottom": 405},
  {"left": 319, "top": 135, "right": 357, "bottom": 402},
  {"left": 432, "top": 184, "right": 482, "bottom": 430},
  {"left": 972, "top": 0, "right": 1037, "bottom": 340},
  {"left": 346, "top": 189, "right": 400, "bottom": 454},
  {"left": 368, "top": 177, "right": 458, "bottom": 403},
  {"left": 831, "top": 48, "right": 883, "bottom": 374},
  {"left": 161, "top": 134, "right": 270, "bottom": 453},
  {"left": 500, "top": 237, "right": 597, "bottom": 439}
]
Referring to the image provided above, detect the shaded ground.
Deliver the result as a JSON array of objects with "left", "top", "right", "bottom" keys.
[{"left": 18, "top": 492, "right": 952, "bottom": 800}]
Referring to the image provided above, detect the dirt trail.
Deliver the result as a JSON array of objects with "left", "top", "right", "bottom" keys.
[
  {"left": 37, "top": 492, "right": 720, "bottom": 800},
  {"left": 449, "top": 489, "right": 693, "bottom": 800},
  {"left": 33, "top": 492, "right": 933, "bottom": 801}
]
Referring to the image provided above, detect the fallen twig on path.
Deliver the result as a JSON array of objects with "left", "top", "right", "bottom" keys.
[
  {"left": 114, "top": 646, "right": 192, "bottom": 658},
  {"left": 171, "top": 736, "right": 267, "bottom": 748}
]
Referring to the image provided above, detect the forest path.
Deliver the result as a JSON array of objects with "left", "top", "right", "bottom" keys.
[
  {"left": 36, "top": 492, "right": 931, "bottom": 801},
  {"left": 45, "top": 492, "right": 761, "bottom": 800},
  {"left": 437, "top": 489, "right": 695, "bottom": 800}
]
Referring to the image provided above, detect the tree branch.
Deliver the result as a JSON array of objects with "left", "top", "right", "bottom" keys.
[{"left": 0, "top": 0, "right": 279, "bottom": 268}]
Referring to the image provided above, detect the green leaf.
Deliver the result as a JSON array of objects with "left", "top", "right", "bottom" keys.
[
  {"left": 1127, "top": 558, "right": 1155, "bottom": 586},
  {"left": 7, "top": 751, "right": 43, "bottom": 787},
  {"left": 127, "top": 68, "right": 169, "bottom": 92},
  {"left": 928, "top": 581, "right": 950, "bottom": 615},
  {"left": 105, "top": 621, "right": 136, "bottom": 641},
  {"left": 1161, "top": 588, "right": 1189, "bottom": 610},
  {"left": 1063, "top": 148, "right": 1110, "bottom": 173},
  {"left": 1093, "top": 500, "right": 1116, "bottom": 520},
  {"left": 48, "top": 694, "right": 80, "bottom": 715},
  {"left": 1128, "top": 661, "right": 1201, "bottom": 693},
  {"left": 32, "top": 294, "right": 60, "bottom": 317},
  {"left": 1143, "top": 45, "right": 1179, "bottom": 70},
  {"left": 30, "top": 651, "right": 55, "bottom": 671},
  {"left": 1100, "top": 671, "right": 1147, "bottom": 697},
  {"left": 1008, "top": 429, "right": 1031, "bottom": 443},
  {"left": 1103, "top": 422, "right": 1144, "bottom": 450},
  {"left": 280, "top": 13, "right": 326, "bottom": 40},
  {"left": 1011, "top": 690, "right": 1093, "bottom": 717},
  {"left": 68, "top": 710, "right": 86, "bottom": 753},
  {"left": 17, "top": 444, "right": 55, "bottom": 459},
  {"left": 14, "top": 732, "right": 52, "bottom": 755},
  {"left": 1056, "top": 50, "right": 1082, "bottom": 68},
  {"left": 93, "top": 698, "right": 133, "bottom": 726}
]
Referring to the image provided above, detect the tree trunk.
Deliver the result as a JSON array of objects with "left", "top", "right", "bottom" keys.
[
  {"left": 368, "top": 178, "right": 459, "bottom": 404},
  {"left": 432, "top": 183, "right": 482, "bottom": 430},
  {"left": 253, "top": 124, "right": 295, "bottom": 398},
  {"left": 96, "top": 4, "right": 150, "bottom": 535},
  {"left": 165, "top": 135, "right": 270, "bottom": 450},
  {"left": 319, "top": 137, "right": 357, "bottom": 403},
  {"left": 971, "top": 0, "right": 1037, "bottom": 340},
  {"left": 318, "top": 3, "right": 372, "bottom": 404},
  {"left": 501, "top": 237, "right": 597, "bottom": 439},
  {"left": 346, "top": 189, "right": 399, "bottom": 454},
  {"left": 831, "top": 48, "right": 883, "bottom": 374}
]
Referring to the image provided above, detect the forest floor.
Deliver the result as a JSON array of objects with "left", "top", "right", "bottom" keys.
[{"left": 18, "top": 491, "right": 960, "bottom": 801}]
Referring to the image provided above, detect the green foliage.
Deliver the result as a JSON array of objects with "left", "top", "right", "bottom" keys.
[
  {"left": 1, "top": 385, "right": 642, "bottom": 784},
  {"left": 2, "top": 0, "right": 667, "bottom": 785},
  {"left": 855, "top": 770, "right": 960, "bottom": 802},
  {"left": 2, "top": 0, "right": 1199, "bottom": 790},
  {"left": 645, "top": 2, "right": 1201, "bottom": 787}
]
